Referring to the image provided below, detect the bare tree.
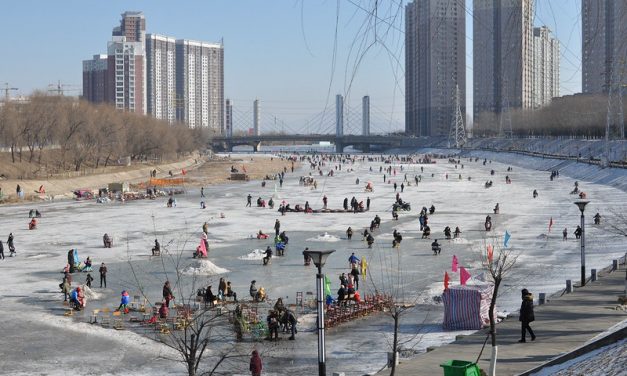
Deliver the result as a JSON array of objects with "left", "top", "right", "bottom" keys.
[
  {"left": 124, "top": 229, "right": 247, "bottom": 376},
  {"left": 480, "top": 235, "right": 518, "bottom": 376},
  {"left": 367, "top": 245, "right": 430, "bottom": 375},
  {"left": 603, "top": 208, "right": 627, "bottom": 238},
  {"left": 1, "top": 93, "right": 201, "bottom": 173},
  {"left": 0, "top": 102, "right": 20, "bottom": 163}
]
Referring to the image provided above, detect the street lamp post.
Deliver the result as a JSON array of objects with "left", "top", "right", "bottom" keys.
[
  {"left": 575, "top": 201, "right": 589, "bottom": 286},
  {"left": 303, "top": 249, "right": 335, "bottom": 376}
]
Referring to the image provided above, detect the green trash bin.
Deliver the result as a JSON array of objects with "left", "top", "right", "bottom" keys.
[{"left": 440, "top": 360, "right": 481, "bottom": 376}]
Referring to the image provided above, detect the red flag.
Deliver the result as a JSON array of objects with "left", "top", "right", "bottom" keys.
[
  {"left": 444, "top": 272, "right": 450, "bottom": 291},
  {"left": 487, "top": 244, "right": 494, "bottom": 263},
  {"left": 549, "top": 217, "right": 554, "bottom": 233},
  {"left": 181, "top": 169, "right": 187, "bottom": 175},
  {"left": 460, "top": 267, "right": 471, "bottom": 285},
  {"left": 452, "top": 255, "right": 458, "bottom": 272}
]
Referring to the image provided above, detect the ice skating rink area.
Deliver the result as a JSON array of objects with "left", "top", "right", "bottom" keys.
[{"left": 1, "top": 150, "right": 625, "bottom": 375}]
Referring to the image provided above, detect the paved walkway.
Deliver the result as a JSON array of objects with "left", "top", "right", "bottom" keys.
[{"left": 379, "top": 261, "right": 627, "bottom": 376}]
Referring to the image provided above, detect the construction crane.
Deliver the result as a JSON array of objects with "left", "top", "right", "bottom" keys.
[
  {"left": 3, "top": 82, "right": 18, "bottom": 101},
  {"left": 48, "top": 80, "right": 79, "bottom": 96}
]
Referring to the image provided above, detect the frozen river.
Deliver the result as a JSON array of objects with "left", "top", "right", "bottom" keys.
[{"left": 0, "top": 151, "right": 626, "bottom": 375}]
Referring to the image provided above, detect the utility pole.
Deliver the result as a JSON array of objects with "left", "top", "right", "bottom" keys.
[
  {"left": 3, "top": 83, "right": 18, "bottom": 101},
  {"left": 449, "top": 84, "right": 466, "bottom": 148}
]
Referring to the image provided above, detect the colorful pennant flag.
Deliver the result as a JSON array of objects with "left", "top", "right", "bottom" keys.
[
  {"left": 361, "top": 257, "right": 368, "bottom": 280},
  {"left": 460, "top": 267, "right": 471, "bottom": 285},
  {"left": 452, "top": 255, "right": 459, "bottom": 272},
  {"left": 324, "top": 275, "right": 332, "bottom": 297},
  {"left": 504, "top": 231, "right": 511, "bottom": 248},
  {"left": 487, "top": 244, "right": 494, "bottom": 262},
  {"left": 444, "top": 272, "right": 450, "bottom": 291}
]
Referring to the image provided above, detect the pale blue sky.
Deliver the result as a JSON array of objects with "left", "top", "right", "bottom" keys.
[{"left": 0, "top": 1, "right": 582, "bottom": 132}]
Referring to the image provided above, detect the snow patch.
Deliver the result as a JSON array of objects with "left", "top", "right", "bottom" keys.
[
  {"left": 183, "top": 259, "right": 230, "bottom": 275},
  {"left": 82, "top": 285, "right": 104, "bottom": 300},
  {"left": 26, "top": 253, "right": 53, "bottom": 259},
  {"left": 306, "top": 232, "right": 341, "bottom": 242},
  {"left": 451, "top": 237, "right": 471, "bottom": 244},
  {"left": 238, "top": 249, "right": 266, "bottom": 261}
]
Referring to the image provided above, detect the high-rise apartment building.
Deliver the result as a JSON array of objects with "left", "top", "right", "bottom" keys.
[
  {"left": 175, "top": 39, "right": 224, "bottom": 131},
  {"left": 146, "top": 34, "right": 176, "bottom": 123},
  {"left": 473, "top": 0, "right": 534, "bottom": 124},
  {"left": 112, "top": 11, "right": 146, "bottom": 43},
  {"left": 107, "top": 12, "right": 146, "bottom": 114},
  {"left": 83, "top": 11, "right": 225, "bottom": 132},
  {"left": 405, "top": 0, "right": 466, "bottom": 137},
  {"left": 82, "top": 54, "right": 109, "bottom": 103},
  {"left": 107, "top": 36, "right": 146, "bottom": 113},
  {"left": 532, "top": 26, "right": 560, "bottom": 108},
  {"left": 582, "top": 0, "right": 627, "bottom": 94}
]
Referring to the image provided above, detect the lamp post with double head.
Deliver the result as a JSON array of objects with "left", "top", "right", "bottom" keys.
[
  {"left": 575, "top": 201, "right": 589, "bottom": 286},
  {"left": 302, "top": 249, "right": 335, "bottom": 376}
]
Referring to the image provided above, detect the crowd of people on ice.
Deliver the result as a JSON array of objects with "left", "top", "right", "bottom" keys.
[{"left": 1, "top": 149, "right": 611, "bottom": 375}]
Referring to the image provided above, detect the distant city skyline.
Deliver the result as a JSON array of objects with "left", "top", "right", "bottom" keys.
[{"left": 0, "top": 1, "right": 583, "bottom": 131}]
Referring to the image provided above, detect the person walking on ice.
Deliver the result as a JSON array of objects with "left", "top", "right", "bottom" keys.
[
  {"left": 274, "top": 219, "right": 281, "bottom": 236},
  {"left": 99, "top": 263, "right": 107, "bottom": 288},
  {"left": 7, "top": 233, "right": 15, "bottom": 256},
  {"left": 250, "top": 350, "right": 262, "bottom": 376}
]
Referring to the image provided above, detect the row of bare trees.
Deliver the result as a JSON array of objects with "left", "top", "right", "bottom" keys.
[
  {"left": 474, "top": 94, "right": 627, "bottom": 138},
  {"left": 0, "top": 93, "right": 208, "bottom": 173}
]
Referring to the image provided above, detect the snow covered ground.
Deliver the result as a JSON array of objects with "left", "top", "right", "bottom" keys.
[{"left": 1, "top": 150, "right": 626, "bottom": 375}]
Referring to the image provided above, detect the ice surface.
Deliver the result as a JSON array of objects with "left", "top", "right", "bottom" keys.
[{"left": 2, "top": 149, "right": 627, "bottom": 375}]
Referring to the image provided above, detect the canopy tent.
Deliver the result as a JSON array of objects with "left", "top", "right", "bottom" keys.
[{"left": 442, "top": 284, "right": 494, "bottom": 330}]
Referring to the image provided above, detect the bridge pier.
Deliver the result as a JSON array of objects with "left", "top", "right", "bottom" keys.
[
  {"left": 335, "top": 140, "right": 344, "bottom": 153},
  {"left": 252, "top": 142, "right": 261, "bottom": 152}
]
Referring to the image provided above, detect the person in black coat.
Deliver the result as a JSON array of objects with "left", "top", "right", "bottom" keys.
[
  {"left": 518, "top": 288, "right": 536, "bottom": 342},
  {"left": 350, "top": 267, "right": 360, "bottom": 290}
]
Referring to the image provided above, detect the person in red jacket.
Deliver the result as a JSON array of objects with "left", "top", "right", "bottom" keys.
[{"left": 250, "top": 350, "right": 262, "bottom": 376}]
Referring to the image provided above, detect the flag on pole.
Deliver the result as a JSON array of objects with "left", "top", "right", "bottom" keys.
[
  {"left": 444, "top": 272, "right": 450, "bottom": 290},
  {"left": 460, "top": 267, "right": 471, "bottom": 285},
  {"left": 487, "top": 244, "right": 494, "bottom": 262},
  {"left": 549, "top": 217, "right": 554, "bottom": 233},
  {"left": 324, "top": 275, "right": 332, "bottom": 297},
  {"left": 452, "top": 255, "right": 459, "bottom": 272},
  {"left": 361, "top": 257, "right": 368, "bottom": 280},
  {"left": 504, "top": 231, "right": 511, "bottom": 248}
]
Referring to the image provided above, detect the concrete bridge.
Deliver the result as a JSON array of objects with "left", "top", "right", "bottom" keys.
[{"left": 210, "top": 134, "right": 406, "bottom": 153}]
